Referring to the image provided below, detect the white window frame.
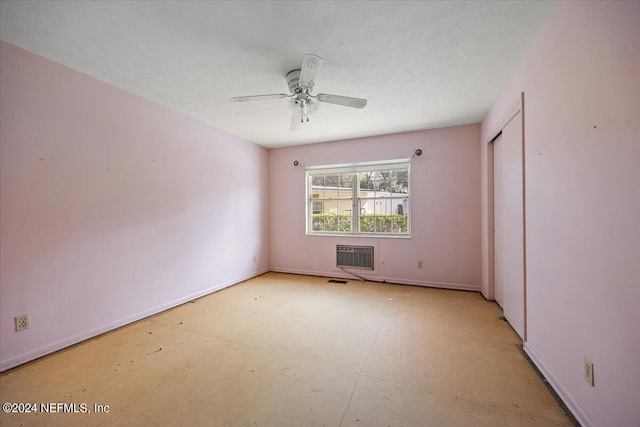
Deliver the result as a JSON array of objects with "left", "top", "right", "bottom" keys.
[{"left": 306, "top": 159, "right": 411, "bottom": 237}]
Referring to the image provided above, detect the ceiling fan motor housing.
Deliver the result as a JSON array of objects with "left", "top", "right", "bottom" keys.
[{"left": 286, "top": 69, "right": 303, "bottom": 93}]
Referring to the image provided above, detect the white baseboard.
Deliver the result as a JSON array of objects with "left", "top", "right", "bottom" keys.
[
  {"left": 0, "top": 268, "right": 269, "bottom": 372},
  {"left": 269, "top": 267, "right": 480, "bottom": 292},
  {"left": 524, "top": 342, "right": 595, "bottom": 427},
  {"left": 269, "top": 267, "right": 341, "bottom": 279}
]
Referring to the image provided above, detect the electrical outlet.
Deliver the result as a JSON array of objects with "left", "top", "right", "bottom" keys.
[
  {"left": 584, "top": 357, "right": 594, "bottom": 386},
  {"left": 252, "top": 256, "right": 257, "bottom": 263},
  {"left": 418, "top": 261, "right": 423, "bottom": 269},
  {"left": 15, "top": 314, "right": 30, "bottom": 332}
]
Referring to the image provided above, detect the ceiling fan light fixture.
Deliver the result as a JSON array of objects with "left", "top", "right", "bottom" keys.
[{"left": 289, "top": 97, "right": 319, "bottom": 115}]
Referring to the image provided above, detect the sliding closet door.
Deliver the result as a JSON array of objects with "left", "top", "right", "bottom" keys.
[{"left": 493, "top": 112, "right": 525, "bottom": 339}]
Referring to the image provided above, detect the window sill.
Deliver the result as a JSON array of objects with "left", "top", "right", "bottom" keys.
[{"left": 306, "top": 232, "right": 411, "bottom": 239}]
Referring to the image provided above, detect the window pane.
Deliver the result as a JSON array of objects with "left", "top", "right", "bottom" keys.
[
  {"left": 338, "top": 174, "right": 353, "bottom": 187},
  {"left": 394, "top": 170, "right": 409, "bottom": 193},
  {"left": 314, "top": 174, "right": 350, "bottom": 199},
  {"left": 358, "top": 198, "right": 408, "bottom": 234},
  {"left": 360, "top": 199, "right": 377, "bottom": 233},
  {"left": 358, "top": 172, "right": 376, "bottom": 197},
  {"left": 324, "top": 174, "right": 339, "bottom": 190},
  {"left": 309, "top": 201, "right": 346, "bottom": 233},
  {"left": 339, "top": 213, "right": 352, "bottom": 233},
  {"left": 312, "top": 214, "right": 324, "bottom": 231},
  {"left": 359, "top": 169, "right": 408, "bottom": 197},
  {"left": 337, "top": 174, "right": 353, "bottom": 199},
  {"left": 310, "top": 175, "right": 325, "bottom": 199}
]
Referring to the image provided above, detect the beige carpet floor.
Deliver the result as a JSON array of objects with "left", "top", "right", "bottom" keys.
[{"left": 0, "top": 272, "right": 575, "bottom": 426}]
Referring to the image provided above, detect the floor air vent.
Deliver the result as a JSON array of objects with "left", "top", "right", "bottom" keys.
[
  {"left": 336, "top": 245, "right": 374, "bottom": 270},
  {"left": 327, "top": 279, "right": 348, "bottom": 284}
]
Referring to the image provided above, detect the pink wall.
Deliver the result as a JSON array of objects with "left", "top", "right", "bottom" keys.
[
  {"left": 480, "top": 2, "right": 640, "bottom": 426},
  {"left": 0, "top": 41, "right": 270, "bottom": 370},
  {"left": 269, "top": 125, "right": 481, "bottom": 290}
]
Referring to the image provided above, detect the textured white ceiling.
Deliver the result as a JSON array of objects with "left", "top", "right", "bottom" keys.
[{"left": 0, "top": 1, "right": 556, "bottom": 148}]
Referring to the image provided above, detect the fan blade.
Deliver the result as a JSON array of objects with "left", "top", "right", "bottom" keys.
[
  {"left": 316, "top": 93, "right": 367, "bottom": 109},
  {"left": 231, "top": 94, "right": 289, "bottom": 102},
  {"left": 290, "top": 107, "right": 302, "bottom": 132},
  {"left": 299, "top": 54, "right": 324, "bottom": 89}
]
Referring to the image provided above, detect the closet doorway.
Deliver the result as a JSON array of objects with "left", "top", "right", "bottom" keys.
[{"left": 491, "top": 99, "right": 526, "bottom": 340}]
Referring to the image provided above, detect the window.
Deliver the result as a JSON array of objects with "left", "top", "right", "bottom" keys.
[{"left": 306, "top": 159, "right": 410, "bottom": 236}]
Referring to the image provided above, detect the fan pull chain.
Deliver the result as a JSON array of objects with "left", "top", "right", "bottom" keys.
[{"left": 302, "top": 100, "right": 309, "bottom": 123}]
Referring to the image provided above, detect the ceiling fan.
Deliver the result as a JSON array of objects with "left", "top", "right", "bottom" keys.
[{"left": 230, "top": 54, "right": 367, "bottom": 132}]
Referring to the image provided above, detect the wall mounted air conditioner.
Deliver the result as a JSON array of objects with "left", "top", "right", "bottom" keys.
[{"left": 336, "top": 245, "right": 374, "bottom": 270}]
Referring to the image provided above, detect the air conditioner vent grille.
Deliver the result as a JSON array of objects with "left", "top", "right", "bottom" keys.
[{"left": 336, "top": 245, "right": 374, "bottom": 270}]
